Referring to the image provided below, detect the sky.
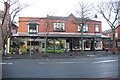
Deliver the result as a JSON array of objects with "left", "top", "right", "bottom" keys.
[{"left": 0, "top": 0, "right": 111, "bottom": 31}]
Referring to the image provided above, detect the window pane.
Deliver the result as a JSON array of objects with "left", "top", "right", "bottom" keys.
[
  {"left": 28, "top": 23, "right": 38, "bottom": 33},
  {"left": 86, "top": 24, "right": 88, "bottom": 31},
  {"left": 53, "top": 22, "right": 65, "bottom": 31},
  {"left": 54, "top": 23, "right": 56, "bottom": 30},
  {"left": 83, "top": 26, "right": 86, "bottom": 32},
  {"left": 78, "top": 25, "right": 81, "bottom": 31},
  {"left": 78, "top": 24, "right": 88, "bottom": 32},
  {"left": 95, "top": 24, "right": 99, "bottom": 32},
  {"left": 115, "top": 33, "right": 118, "bottom": 38}
]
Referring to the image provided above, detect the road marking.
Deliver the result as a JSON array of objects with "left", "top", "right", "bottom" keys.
[
  {"left": 87, "top": 55, "right": 95, "bottom": 57},
  {"left": 7, "top": 63, "right": 13, "bottom": 64},
  {"left": 7, "top": 57, "right": 12, "bottom": 58},
  {"left": 93, "top": 60, "right": 117, "bottom": 64},
  {"left": 39, "top": 62, "right": 47, "bottom": 64},
  {"left": 38, "top": 61, "right": 84, "bottom": 64},
  {"left": 0, "top": 63, "right": 7, "bottom": 64},
  {"left": 0, "top": 62, "right": 13, "bottom": 64},
  {"left": 59, "top": 62, "right": 75, "bottom": 64},
  {"left": 72, "top": 59, "right": 76, "bottom": 60}
]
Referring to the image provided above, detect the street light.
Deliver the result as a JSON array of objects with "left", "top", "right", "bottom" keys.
[
  {"left": 94, "top": 32, "right": 96, "bottom": 55},
  {"left": 30, "top": 39, "right": 32, "bottom": 58},
  {"left": 94, "top": 14, "right": 97, "bottom": 55}
]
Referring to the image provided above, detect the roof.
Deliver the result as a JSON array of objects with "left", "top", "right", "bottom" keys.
[
  {"left": 40, "top": 13, "right": 101, "bottom": 22},
  {"left": 102, "top": 25, "right": 120, "bottom": 34},
  {"left": 102, "top": 29, "right": 112, "bottom": 34},
  {"left": 19, "top": 13, "right": 101, "bottom": 23}
]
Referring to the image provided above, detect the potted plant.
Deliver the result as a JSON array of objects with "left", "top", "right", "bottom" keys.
[{"left": 19, "top": 46, "right": 26, "bottom": 54}]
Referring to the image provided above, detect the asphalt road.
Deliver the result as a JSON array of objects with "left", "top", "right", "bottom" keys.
[{"left": 2, "top": 55, "right": 118, "bottom": 78}]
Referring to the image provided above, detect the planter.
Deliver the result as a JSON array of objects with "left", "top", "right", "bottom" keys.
[{"left": 19, "top": 46, "right": 27, "bottom": 54}]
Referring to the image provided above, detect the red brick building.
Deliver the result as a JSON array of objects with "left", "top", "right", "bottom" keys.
[
  {"left": 103, "top": 25, "right": 120, "bottom": 51},
  {"left": 12, "top": 14, "right": 110, "bottom": 53}
]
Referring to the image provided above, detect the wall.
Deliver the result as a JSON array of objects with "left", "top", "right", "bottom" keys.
[{"left": 18, "top": 16, "right": 102, "bottom": 34}]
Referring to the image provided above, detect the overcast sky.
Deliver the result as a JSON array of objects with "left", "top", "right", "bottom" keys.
[{"left": 0, "top": 0, "right": 111, "bottom": 31}]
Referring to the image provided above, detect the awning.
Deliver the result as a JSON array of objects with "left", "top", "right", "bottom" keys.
[{"left": 12, "top": 32, "right": 111, "bottom": 39}]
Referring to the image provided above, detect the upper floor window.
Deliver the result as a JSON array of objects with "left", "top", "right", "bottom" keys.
[
  {"left": 95, "top": 24, "right": 99, "bottom": 32},
  {"left": 27, "top": 22, "right": 39, "bottom": 34},
  {"left": 78, "top": 24, "right": 88, "bottom": 32},
  {"left": 53, "top": 22, "right": 65, "bottom": 31}
]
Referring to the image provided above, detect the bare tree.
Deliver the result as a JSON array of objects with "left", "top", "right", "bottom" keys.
[
  {"left": 95, "top": 0, "right": 119, "bottom": 54},
  {"left": 0, "top": 0, "right": 28, "bottom": 56},
  {"left": 43, "top": 12, "right": 56, "bottom": 56},
  {"left": 75, "top": 2, "right": 93, "bottom": 55}
]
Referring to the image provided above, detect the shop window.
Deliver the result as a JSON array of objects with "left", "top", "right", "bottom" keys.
[
  {"left": 27, "top": 41, "right": 39, "bottom": 46},
  {"left": 42, "top": 43, "right": 45, "bottom": 48},
  {"left": 47, "top": 39, "right": 62, "bottom": 50}
]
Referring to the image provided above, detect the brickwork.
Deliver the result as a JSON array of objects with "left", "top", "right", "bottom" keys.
[{"left": 18, "top": 14, "right": 102, "bottom": 34}]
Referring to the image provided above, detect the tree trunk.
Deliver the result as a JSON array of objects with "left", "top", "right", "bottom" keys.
[
  {"left": 0, "top": 25, "right": 3, "bottom": 57},
  {"left": 81, "top": 24, "right": 84, "bottom": 55},
  {"left": 112, "top": 29, "right": 115, "bottom": 54},
  {"left": 44, "top": 35, "right": 47, "bottom": 55},
  {"left": 53, "top": 39, "right": 55, "bottom": 54}
]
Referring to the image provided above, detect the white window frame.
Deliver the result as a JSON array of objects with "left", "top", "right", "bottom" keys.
[
  {"left": 78, "top": 24, "right": 88, "bottom": 32},
  {"left": 53, "top": 22, "right": 65, "bottom": 31},
  {"left": 115, "top": 33, "right": 118, "bottom": 38},
  {"left": 95, "top": 24, "right": 99, "bottom": 32},
  {"left": 27, "top": 22, "right": 39, "bottom": 34}
]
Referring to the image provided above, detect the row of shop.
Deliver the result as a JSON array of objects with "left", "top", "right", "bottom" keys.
[{"left": 6, "top": 32, "right": 110, "bottom": 54}]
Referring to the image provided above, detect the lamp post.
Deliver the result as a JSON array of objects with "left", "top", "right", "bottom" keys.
[
  {"left": 94, "top": 32, "right": 96, "bottom": 55},
  {"left": 94, "top": 14, "right": 97, "bottom": 55},
  {"left": 30, "top": 39, "right": 31, "bottom": 58}
]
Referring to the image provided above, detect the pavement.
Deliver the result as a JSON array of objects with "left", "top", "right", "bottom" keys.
[{"left": 2, "top": 51, "right": 119, "bottom": 59}]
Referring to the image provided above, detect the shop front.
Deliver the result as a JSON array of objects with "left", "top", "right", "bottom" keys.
[{"left": 9, "top": 32, "right": 110, "bottom": 54}]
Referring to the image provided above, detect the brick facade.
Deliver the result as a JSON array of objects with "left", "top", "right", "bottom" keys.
[
  {"left": 103, "top": 25, "right": 120, "bottom": 51},
  {"left": 10, "top": 13, "right": 109, "bottom": 53},
  {"left": 18, "top": 14, "right": 102, "bottom": 34}
]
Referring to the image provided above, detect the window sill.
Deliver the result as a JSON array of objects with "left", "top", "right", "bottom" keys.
[
  {"left": 78, "top": 31, "right": 88, "bottom": 32},
  {"left": 29, "top": 32, "right": 38, "bottom": 34},
  {"left": 94, "top": 32, "right": 99, "bottom": 33},
  {"left": 53, "top": 30, "right": 65, "bottom": 32}
]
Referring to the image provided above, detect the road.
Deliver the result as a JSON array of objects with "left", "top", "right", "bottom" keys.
[{"left": 2, "top": 55, "right": 118, "bottom": 78}]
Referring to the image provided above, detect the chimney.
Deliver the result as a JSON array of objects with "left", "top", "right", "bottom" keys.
[{"left": 47, "top": 14, "right": 49, "bottom": 17}]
